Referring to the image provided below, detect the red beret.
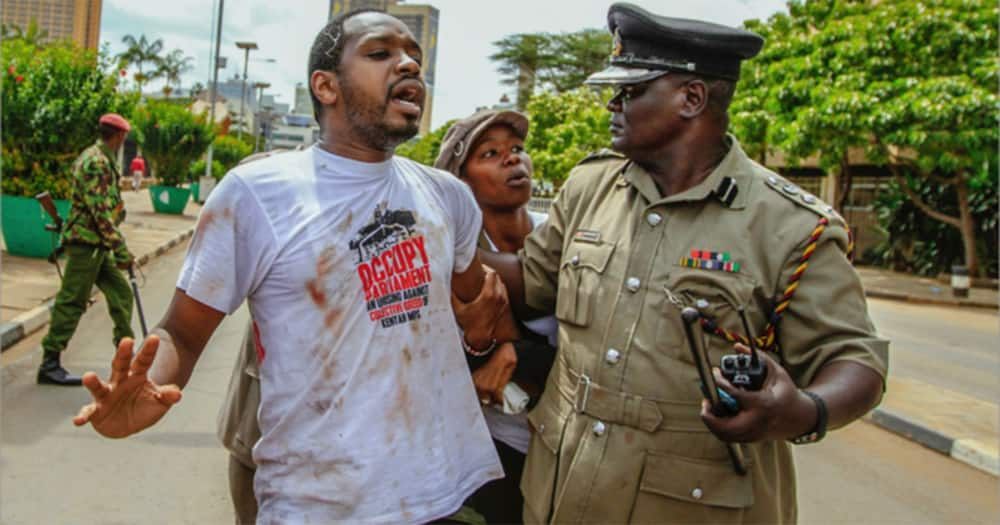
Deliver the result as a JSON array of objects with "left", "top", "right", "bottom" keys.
[{"left": 99, "top": 113, "right": 131, "bottom": 132}]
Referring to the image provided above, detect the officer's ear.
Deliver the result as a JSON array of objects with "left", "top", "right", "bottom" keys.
[
  {"left": 310, "top": 70, "right": 339, "bottom": 108},
  {"left": 678, "top": 78, "right": 709, "bottom": 120}
]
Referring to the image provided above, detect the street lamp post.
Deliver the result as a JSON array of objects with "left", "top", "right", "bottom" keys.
[
  {"left": 253, "top": 81, "right": 271, "bottom": 153},
  {"left": 235, "top": 41, "right": 259, "bottom": 140},
  {"left": 204, "top": 0, "right": 225, "bottom": 188}
]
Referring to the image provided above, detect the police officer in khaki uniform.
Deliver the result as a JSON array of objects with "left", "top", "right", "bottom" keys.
[{"left": 479, "top": 3, "right": 888, "bottom": 523}]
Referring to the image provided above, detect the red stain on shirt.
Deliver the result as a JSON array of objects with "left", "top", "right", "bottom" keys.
[
  {"left": 306, "top": 279, "right": 326, "bottom": 306},
  {"left": 253, "top": 320, "right": 266, "bottom": 363}
]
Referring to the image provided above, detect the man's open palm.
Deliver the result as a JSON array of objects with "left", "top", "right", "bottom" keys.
[{"left": 73, "top": 335, "right": 183, "bottom": 438}]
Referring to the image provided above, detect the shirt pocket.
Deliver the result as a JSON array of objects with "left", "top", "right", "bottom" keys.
[
  {"left": 657, "top": 267, "right": 759, "bottom": 365},
  {"left": 555, "top": 240, "right": 616, "bottom": 327},
  {"left": 628, "top": 451, "right": 753, "bottom": 524}
]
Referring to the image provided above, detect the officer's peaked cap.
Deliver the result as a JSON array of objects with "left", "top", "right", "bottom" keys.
[{"left": 585, "top": 3, "right": 764, "bottom": 86}]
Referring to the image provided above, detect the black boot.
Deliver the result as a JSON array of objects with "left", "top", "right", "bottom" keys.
[{"left": 37, "top": 350, "right": 83, "bottom": 386}]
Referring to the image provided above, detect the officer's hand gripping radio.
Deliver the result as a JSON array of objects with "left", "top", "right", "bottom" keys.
[
  {"left": 719, "top": 307, "right": 768, "bottom": 391},
  {"left": 681, "top": 306, "right": 748, "bottom": 475}
]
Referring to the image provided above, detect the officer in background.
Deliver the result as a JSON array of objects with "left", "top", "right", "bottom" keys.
[
  {"left": 478, "top": 3, "right": 888, "bottom": 523},
  {"left": 38, "top": 113, "right": 135, "bottom": 386}
]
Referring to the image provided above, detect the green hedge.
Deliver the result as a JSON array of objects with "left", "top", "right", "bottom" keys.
[
  {"left": 1, "top": 39, "right": 137, "bottom": 199},
  {"left": 132, "top": 100, "right": 215, "bottom": 187}
]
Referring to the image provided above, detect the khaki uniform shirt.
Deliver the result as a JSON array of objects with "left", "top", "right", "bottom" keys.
[
  {"left": 518, "top": 137, "right": 888, "bottom": 524},
  {"left": 217, "top": 322, "right": 261, "bottom": 468}
]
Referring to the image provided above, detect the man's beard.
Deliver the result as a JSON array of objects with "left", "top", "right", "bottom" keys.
[{"left": 340, "top": 77, "right": 420, "bottom": 152}]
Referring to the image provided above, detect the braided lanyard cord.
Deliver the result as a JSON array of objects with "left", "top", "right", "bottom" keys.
[{"left": 698, "top": 217, "right": 830, "bottom": 351}]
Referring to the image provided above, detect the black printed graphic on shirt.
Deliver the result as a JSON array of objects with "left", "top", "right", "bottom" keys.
[{"left": 350, "top": 202, "right": 432, "bottom": 328}]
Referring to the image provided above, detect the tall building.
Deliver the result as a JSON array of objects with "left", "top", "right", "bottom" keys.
[
  {"left": 292, "top": 82, "right": 315, "bottom": 118},
  {"left": 1, "top": 0, "right": 102, "bottom": 50},
  {"left": 329, "top": 0, "right": 439, "bottom": 135}
]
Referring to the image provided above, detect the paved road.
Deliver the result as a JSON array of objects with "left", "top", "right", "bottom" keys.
[
  {"left": 2, "top": 243, "right": 997, "bottom": 523},
  {"left": 867, "top": 298, "right": 998, "bottom": 403}
]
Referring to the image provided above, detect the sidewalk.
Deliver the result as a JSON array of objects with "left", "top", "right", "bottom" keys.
[
  {"left": 0, "top": 188, "right": 199, "bottom": 348},
  {"left": 858, "top": 266, "right": 998, "bottom": 310},
  {"left": 1, "top": 197, "right": 996, "bottom": 476}
]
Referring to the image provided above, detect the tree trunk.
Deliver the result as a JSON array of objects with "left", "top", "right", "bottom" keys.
[
  {"left": 954, "top": 177, "right": 980, "bottom": 277},
  {"left": 835, "top": 152, "right": 853, "bottom": 212},
  {"left": 516, "top": 64, "right": 535, "bottom": 110}
]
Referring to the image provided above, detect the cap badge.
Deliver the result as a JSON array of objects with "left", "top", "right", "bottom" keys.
[{"left": 611, "top": 28, "right": 623, "bottom": 57}]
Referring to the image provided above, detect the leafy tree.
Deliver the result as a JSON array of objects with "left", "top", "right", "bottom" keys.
[
  {"left": 545, "top": 29, "right": 612, "bottom": 92},
  {"left": 490, "top": 34, "right": 552, "bottom": 110},
  {"left": 395, "top": 120, "right": 456, "bottom": 166},
  {"left": 732, "top": 0, "right": 997, "bottom": 276},
  {"left": 489, "top": 29, "right": 612, "bottom": 109},
  {"left": 132, "top": 100, "right": 215, "bottom": 186},
  {"left": 156, "top": 49, "right": 194, "bottom": 96},
  {"left": 117, "top": 34, "right": 164, "bottom": 89},
  {"left": 2, "top": 38, "right": 137, "bottom": 199},
  {"left": 873, "top": 167, "right": 997, "bottom": 277},
  {"left": 524, "top": 88, "right": 612, "bottom": 187}
]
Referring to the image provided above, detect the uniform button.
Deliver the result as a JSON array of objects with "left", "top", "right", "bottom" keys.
[
  {"left": 592, "top": 421, "right": 606, "bottom": 437},
  {"left": 646, "top": 212, "right": 662, "bottom": 226},
  {"left": 782, "top": 183, "right": 800, "bottom": 195},
  {"left": 571, "top": 255, "right": 580, "bottom": 266},
  {"left": 626, "top": 277, "right": 641, "bottom": 292},
  {"left": 691, "top": 487, "right": 703, "bottom": 500},
  {"left": 767, "top": 176, "right": 779, "bottom": 185},
  {"left": 695, "top": 298, "right": 710, "bottom": 311},
  {"left": 539, "top": 424, "right": 545, "bottom": 433},
  {"left": 801, "top": 193, "right": 817, "bottom": 204},
  {"left": 605, "top": 348, "right": 621, "bottom": 365}
]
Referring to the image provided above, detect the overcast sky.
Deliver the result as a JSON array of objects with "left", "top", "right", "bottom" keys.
[{"left": 102, "top": 0, "right": 788, "bottom": 130}]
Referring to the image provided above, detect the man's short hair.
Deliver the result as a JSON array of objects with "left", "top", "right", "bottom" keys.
[
  {"left": 99, "top": 122, "right": 124, "bottom": 141},
  {"left": 307, "top": 8, "right": 383, "bottom": 123}
]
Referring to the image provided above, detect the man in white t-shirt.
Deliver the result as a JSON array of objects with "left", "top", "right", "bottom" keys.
[{"left": 73, "top": 9, "right": 519, "bottom": 524}]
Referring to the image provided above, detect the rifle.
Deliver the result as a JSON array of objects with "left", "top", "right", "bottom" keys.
[{"left": 35, "top": 192, "right": 65, "bottom": 277}]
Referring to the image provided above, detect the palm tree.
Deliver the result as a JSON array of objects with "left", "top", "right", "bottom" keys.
[
  {"left": 2, "top": 18, "right": 49, "bottom": 46},
  {"left": 489, "top": 33, "right": 554, "bottom": 110},
  {"left": 156, "top": 49, "right": 194, "bottom": 96},
  {"left": 117, "top": 34, "right": 164, "bottom": 89},
  {"left": 547, "top": 29, "right": 612, "bottom": 93}
]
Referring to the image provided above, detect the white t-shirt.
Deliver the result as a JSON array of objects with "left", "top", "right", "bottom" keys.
[
  {"left": 178, "top": 146, "right": 502, "bottom": 524},
  {"left": 480, "top": 211, "right": 558, "bottom": 454}
]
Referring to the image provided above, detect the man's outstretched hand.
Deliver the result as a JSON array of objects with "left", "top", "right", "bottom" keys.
[{"left": 73, "top": 335, "right": 183, "bottom": 438}]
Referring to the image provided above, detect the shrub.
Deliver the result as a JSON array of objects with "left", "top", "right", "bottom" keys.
[
  {"left": 1, "top": 39, "right": 137, "bottom": 199},
  {"left": 211, "top": 134, "right": 253, "bottom": 174},
  {"left": 132, "top": 100, "right": 215, "bottom": 186},
  {"left": 189, "top": 158, "right": 225, "bottom": 181}
]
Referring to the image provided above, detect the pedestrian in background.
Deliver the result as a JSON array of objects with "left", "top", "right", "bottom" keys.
[
  {"left": 481, "top": 3, "right": 888, "bottom": 523},
  {"left": 129, "top": 153, "right": 146, "bottom": 192},
  {"left": 436, "top": 109, "right": 558, "bottom": 524},
  {"left": 38, "top": 113, "right": 135, "bottom": 386}
]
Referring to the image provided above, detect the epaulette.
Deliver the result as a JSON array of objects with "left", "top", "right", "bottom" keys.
[
  {"left": 576, "top": 149, "right": 626, "bottom": 166},
  {"left": 761, "top": 172, "right": 846, "bottom": 226}
]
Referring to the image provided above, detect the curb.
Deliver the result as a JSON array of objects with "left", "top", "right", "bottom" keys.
[
  {"left": 866, "top": 408, "right": 999, "bottom": 477},
  {"left": 0, "top": 228, "right": 194, "bottom": 353},
  {"left": 864, "top": 288, "right": 997, "bottom": 310}
]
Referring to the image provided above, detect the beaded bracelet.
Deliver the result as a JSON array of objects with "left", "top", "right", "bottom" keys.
[{"left": 463, "top": 337, "right": 497, "bottom": 357}]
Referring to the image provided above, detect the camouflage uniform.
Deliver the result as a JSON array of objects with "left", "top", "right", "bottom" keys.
[{"left": 41, "top": 141, "right": 134, "bottom": 354}]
